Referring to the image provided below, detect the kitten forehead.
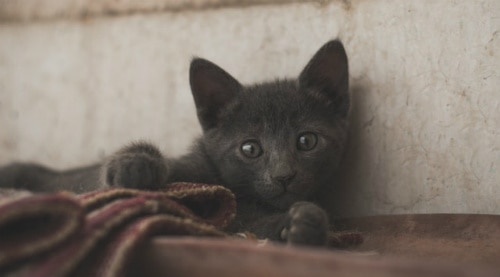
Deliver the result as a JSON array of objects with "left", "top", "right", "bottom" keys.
[
  {"left": 231, "top": 83, "right": 299, "bottom": 130},
  {"left": 212, "top": 80, "right": 344, "bottom": 148},
  {"left": 224, "top": 80, "right": 337, "bottom": 126}
]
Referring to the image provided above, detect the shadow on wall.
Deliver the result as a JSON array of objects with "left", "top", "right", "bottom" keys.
[{"left": 320, "top": 81, "right": 372, "bottom": 219}]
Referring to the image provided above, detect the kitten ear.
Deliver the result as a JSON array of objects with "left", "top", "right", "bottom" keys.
[
  {"left": 190, "top": 58, "right": 242, "bottom": 131},
  {"left": 299, "top": 40, "right": 349, "bottom": 117}
]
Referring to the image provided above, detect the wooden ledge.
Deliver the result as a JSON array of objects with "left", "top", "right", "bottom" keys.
[
  {"left": 131, "top": 214, "right": 500, "bottom": 277},
  {"left": 133, "top": 237, "right": 499, "bottom": 277}
]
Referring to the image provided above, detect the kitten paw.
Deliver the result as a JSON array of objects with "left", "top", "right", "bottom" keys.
[
  {"left": 280, "top": 201, "right": 328, "bottom": 246},
  {"left": 103, "top": 142, "right": 168, "bottom": 189}
]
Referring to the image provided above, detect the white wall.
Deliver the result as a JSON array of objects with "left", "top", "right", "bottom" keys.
[{"left": 0, "top": 0, "right": 499, "bottom": 216}]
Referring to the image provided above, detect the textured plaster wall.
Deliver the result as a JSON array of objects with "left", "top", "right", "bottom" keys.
[{"left": 0, "top": 1, "right": 499, "bottom": 216}]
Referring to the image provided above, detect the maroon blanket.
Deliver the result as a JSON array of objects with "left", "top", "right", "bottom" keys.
[
  {"left": 0, "top": 183, "right": 362, "bottom": 277},
  {"left": 0, "top": 183, "right": 236, "bottom": 277}
]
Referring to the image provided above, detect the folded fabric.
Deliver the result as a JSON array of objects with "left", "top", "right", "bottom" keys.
[
  {"left": 0, "top": 183, "right": 363, "bottom": 277},
  {"left": 0, "top": 183, "right": 236, "bottom": 277}
]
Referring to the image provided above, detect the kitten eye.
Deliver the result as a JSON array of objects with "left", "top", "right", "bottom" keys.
[
  {"left": 297, "top": 133, "right": 318, "bottom": 151},
  {"left": 240, "top": 140, "right": 263, "bottom": 158}
]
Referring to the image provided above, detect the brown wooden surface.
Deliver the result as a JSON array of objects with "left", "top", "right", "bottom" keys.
[
  {"left": 132, "top": 214, "right": 500, "bottom": 277},
  {"left": 335, "top": 214, "right": 500, "bottom": 265}
]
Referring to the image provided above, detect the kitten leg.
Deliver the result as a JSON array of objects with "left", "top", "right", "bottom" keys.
[
  {"left": 0, "top": 163, "right": 102, "bottom": 193},
  {"left": 0, "top": 163, "right": 56, "bottom": 191},
  {"left": 102, "top": 141, "right": 168, "bottom": 189},
  {"left": 281, "top": 201, "right": 328, "bottom": 246}
]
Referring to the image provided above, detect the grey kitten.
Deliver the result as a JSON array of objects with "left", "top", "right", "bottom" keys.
[{"left": 0, "top": 40, "right": 349, "bottom": 246}]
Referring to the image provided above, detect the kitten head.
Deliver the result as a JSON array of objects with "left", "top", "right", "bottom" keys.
[{"left": 189, "top": 40, "right": 349, "bottom": 210}]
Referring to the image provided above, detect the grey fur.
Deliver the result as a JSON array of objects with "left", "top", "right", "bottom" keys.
[{"left": 0, "top": 40, "right": 350, "bottom": 245}]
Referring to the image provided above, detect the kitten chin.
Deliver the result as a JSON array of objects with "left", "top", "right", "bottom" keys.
[{"left": 266, "top": 192, "right": 304, "bottom": 210}]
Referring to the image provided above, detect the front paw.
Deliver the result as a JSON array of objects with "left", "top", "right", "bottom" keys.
[
  {"left": 102, "top": 142, "right": 168, "bottom": 189},
  {"left": 280, "top": 202, "right": 328, "bottom": 246}
]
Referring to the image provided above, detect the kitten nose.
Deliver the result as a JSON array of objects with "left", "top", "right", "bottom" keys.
[{"left": 273, "top": 171, "right": 297, "bottom": 188}]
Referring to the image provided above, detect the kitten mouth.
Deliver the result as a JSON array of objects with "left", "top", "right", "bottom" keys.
[{"left": 254, "top": 183, "right": 305, "bottom": 209}]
